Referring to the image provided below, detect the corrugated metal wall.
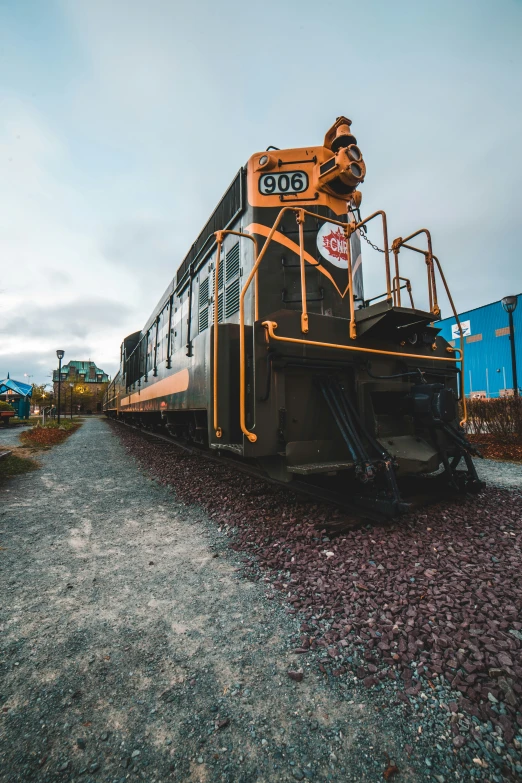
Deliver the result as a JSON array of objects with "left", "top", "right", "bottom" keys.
[{"left": 438, "top": 295, "right": 522, "bottom": 397}]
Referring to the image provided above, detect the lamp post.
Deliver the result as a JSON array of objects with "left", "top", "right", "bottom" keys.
[
  {"left": 56, "top": 350, "right": 64, "bottom": 423},
  {"left": 502, "top": 296, "right": 518, "bottom": 398},
  {"left": 69, "top": 383, "right": 74, "bottom": 419}
]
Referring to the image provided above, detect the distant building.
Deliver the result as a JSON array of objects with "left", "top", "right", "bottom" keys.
[
  {"left": 52, "top": 360, "right": 109, "bottom": 386},
  {"left": 53, "top": 361, "right": 110, "bottom": 414},
  {"left": 438, "top": 295, "right": 521, "bottom": 398}
]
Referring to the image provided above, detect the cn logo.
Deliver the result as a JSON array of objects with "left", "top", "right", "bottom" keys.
[{"left": 316, "top": 223, "right": 349, "bottom": 268}]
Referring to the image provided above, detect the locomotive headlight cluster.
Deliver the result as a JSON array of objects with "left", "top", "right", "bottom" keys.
[{"left": 313, "top": 117, "right": 366, "bottom": 198}]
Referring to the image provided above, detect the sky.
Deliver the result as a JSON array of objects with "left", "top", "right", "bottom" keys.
[{"left": 1, "top": 0, "right": 521, "bottom": 385}]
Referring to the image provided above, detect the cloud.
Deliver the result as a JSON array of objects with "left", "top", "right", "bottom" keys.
[
  {"left": 2, "top": 0, "right": 521, "bottom": 387},
  {"left": 0, "top": 297, "right": 132, "bottom": 339}
]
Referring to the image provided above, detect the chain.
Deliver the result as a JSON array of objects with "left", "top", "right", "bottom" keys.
[{"left": 359, "top": 225, "right": 388, "bottom": 254}]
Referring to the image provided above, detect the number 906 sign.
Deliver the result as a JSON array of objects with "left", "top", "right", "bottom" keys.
[{"left": 259, "top": 170, "right": 308, "bottom": 195}]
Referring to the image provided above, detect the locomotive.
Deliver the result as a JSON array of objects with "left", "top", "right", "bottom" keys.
[{"left": 104, "top": 116, "right": 481, "bottom": 517}]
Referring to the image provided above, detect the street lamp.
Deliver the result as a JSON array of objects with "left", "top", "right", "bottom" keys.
[
  {"left": 69, "top": 383, "right": 74, "bottom": 419},
  {"left": 502, "top": 296, "right": 518, "bottom": 398},
  {"left": 56, "top": 350, "right": 64, "bottom": 423}
]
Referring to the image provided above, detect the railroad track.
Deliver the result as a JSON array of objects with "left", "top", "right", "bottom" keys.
[
  {"left": 111, "top": 419, "right": 389, "bottom": 532},
  {"left": 111, "top": 420, "right": 472, "bottom": 533}
]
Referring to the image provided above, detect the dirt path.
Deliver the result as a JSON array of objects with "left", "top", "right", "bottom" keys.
[{"left": 1, "top": 417, "right": 502, "bottom": 783}]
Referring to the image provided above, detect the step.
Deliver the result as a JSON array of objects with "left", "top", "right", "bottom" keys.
[{"left": 287, "top": 460, "right": 354, "bottom": 475}]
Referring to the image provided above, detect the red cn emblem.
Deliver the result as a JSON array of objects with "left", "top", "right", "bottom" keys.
[
  {"left": 322, "top": 227, "right": 347, "bottom": 262},
  {"left": 316, "top": 222, "right": 352, "bottom": 269}
]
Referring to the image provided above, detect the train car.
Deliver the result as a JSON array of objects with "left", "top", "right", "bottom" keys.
[{"left": 104, "top": 116, "right": 482, "bottom": 517}]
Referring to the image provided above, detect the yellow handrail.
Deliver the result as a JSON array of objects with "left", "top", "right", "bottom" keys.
[
  {"left": 239, "top": 208, "right": 296, "bottom": 442},
  {"left": 235, "top": 205, "right": 463, "bottom": 444},
  {"left": 432, "top": 254, "right": 467, "bottom": 426},
  {"left": 296, "top": 210, "right": 309, "bottom": 334},
  {"left": 213, "top": 229, "right": 259, "bottom": 439},
  {"left": 262, "top": 319, "right": 462, "bottom": 364}
]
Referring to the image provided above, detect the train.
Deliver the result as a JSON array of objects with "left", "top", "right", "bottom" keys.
[{"left": 103, "top": 116, "right": 482, "bottom": 518}]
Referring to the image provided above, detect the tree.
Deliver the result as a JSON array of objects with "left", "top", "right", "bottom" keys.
[{"left": 32, "top": 383, "right": 52, "bottom": 407}]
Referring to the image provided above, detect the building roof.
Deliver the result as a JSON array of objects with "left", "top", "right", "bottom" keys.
[
  {"left": 53, "top": 360, "right": 109, "bottom": 383},
  {"left": 0, "top": 377, "right": 33, "bottom": 397},
  {"left": 63, "top": 360, "right": 105, "bottom": 370}
]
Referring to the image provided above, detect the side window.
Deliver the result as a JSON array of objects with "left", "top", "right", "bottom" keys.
[
  {"left": 225, "top": 242, "right": 240, "bottom": 318},
  {"left": 198, "top": 276, "right": 209, "bottom": 332}
]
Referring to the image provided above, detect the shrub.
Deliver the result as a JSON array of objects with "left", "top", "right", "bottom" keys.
[
  {"left": 465, "top": 397, "right": 522, "bottom": 442},
  {"left": 0, "top": 401, "right": 15, "bottom": 412}
]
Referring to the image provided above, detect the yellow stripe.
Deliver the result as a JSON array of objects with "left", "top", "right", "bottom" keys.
[
  {"left": 244, "top": 222, "right": 351, "bottom": 299},
  {"left": 121, "top": 368, "right": 189, "bottom": 407}
]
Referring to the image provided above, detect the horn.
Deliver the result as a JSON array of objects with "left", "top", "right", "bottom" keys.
[{"left": 331, "top": 123, "right": 357, "bottom": 153}]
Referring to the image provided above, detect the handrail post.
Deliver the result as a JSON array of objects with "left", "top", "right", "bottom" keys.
[
  {"left": 211, "top": 229, "right": 258, "bottom": 442},
  {"left": 432, "top": 254, "right": 467, "bottom": 425},
  {"left": 213, "top": 231, "right": 224, "bottom": 438},
  {"left": 296, "top": 209, "right": 309, "bottom": 334},
  {"left": 345, "top": 222, "right": 357, "bottom": 339},
  {"left": 239, "top": 207, "right": 292, "bottom": 443},
  {"left": 391, "top": 239, "right": 402, "bottom": 307}
]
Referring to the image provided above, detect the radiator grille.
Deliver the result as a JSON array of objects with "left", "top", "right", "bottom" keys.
[
  {"left": 199, "top": 277, "right": 209, "bottom": 332},
  {"left": 225, "top": 242, "right": 240, "bottom": 283},
  {"left": 225, "top": 278, "right": 240, "bottom": 318}
]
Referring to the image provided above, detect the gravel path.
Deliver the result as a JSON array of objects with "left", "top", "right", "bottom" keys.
[
  {"left": 474, "top": 458, "right": 522, "bottom": 491},
  {"left": 0, "top": 418, "right": 449, "bottom": 783},
  {"left": 1, "top": 418, "right": 521, "bottom": 783},
  {"left": 0, "top": 425, "right": 23, "bottom": 448}
]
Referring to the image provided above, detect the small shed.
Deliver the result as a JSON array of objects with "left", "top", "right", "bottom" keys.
[{"left": 0, "top": 375, "right": 33, "bottom": 419}]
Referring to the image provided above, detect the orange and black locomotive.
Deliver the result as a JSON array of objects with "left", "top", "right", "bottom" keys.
[{"left": 104, "top": 116, "right": 481, "bottom": 517}]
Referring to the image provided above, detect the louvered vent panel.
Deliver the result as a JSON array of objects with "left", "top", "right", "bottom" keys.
[
  {"left": 199, "top": 277, "right": 209, "bottom": 332},
  {"left": 211, "top": 270, "right": 224, "bottom": 323},
  {"left": 199, "top": 307, "right": 209, "bottom": 332},
  {"left": 225, "top": 278, "right": 240, "bottom": 318},
  {"left": 225, "top": 242, "right": 240, "bottom": 283}
]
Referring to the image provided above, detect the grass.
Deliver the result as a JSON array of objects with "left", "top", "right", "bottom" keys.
[{"left": 0, "top": 453, "right": 39, "bottom": 481}]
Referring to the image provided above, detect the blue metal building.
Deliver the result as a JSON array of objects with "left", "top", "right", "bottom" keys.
[{"left": 437, "top": 295, "right": 521, "bottom": 398}]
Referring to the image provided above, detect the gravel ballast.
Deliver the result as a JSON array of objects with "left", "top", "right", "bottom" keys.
[{"left": 0, "top": 417, "right": 520, "bottom": 782}]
